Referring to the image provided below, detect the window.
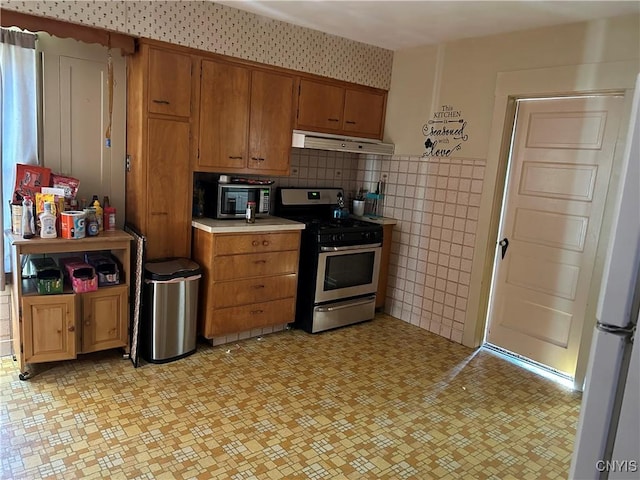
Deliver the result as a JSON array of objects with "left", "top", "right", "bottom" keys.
[{"left": 0, "top": 27, "right": 39, "bottom": 288}]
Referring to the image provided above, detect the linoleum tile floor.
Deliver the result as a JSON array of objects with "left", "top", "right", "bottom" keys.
[{"left": 0, "top": 314, "right": 581, "bottom": 480}]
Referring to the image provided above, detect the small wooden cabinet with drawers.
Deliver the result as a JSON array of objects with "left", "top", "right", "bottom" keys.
[{"left": 192, "top": 228, "right": 301, "bottom": 338}]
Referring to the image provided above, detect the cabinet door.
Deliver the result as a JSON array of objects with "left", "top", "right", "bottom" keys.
[
  {"left": 22, "top": 295, "right": 76, "bottom": 363},
  {"left": 248, "top": 70, "right": 294, "bottom": 174},
  {"left": 343, "top": 89, "right": 386, "bottom": 139},
  {"left": 82, "top": 286, "right": 128, "bottom": 353},
  {"left": 296, "top": 79, "right": 344, "bottom": 133},
  {"left": 147, "top": 117, "right": 191, "bottom": 259},
  {"left": 198, "top": 60, "right": 250, "bottom": 170},
  {"left": 147, "top": 47, "right": 192, "bottom": 117}
]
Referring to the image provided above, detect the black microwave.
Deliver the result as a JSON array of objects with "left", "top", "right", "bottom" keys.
[{"left": 215, "top": 183, "right": 271, "bottom": 219}]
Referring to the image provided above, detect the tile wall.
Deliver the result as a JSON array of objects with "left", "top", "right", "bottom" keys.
[
  {"left": 357, "top": 155, "right": 486, "bottom": 344},
  {"left": 276, "top": 148, "right": 361, "bottom": 195}
]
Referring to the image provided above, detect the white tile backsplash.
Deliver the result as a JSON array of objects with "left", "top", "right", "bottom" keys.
[{"left": 361, "top": 154, "right": 486, "bottom": 344}]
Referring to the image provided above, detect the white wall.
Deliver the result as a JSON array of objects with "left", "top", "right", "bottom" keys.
[{"left": 387, "top": 14, "right": 640, "bottom": 157}]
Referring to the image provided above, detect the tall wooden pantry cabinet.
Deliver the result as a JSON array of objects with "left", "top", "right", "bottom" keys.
[{"left": 126, "top": 40, "right": 193, "bottom": 259}]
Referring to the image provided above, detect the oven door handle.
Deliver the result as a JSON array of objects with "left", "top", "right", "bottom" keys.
[
  {"left": 320, "top": 243, "right": 381, "bottom": 252},
  {"left": 315, "top": 296, "right": 376, "bottom": 312}
]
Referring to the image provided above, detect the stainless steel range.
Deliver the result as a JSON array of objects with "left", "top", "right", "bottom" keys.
[{"left": 276, "top": 187, "right": 383, "bottom": 333}]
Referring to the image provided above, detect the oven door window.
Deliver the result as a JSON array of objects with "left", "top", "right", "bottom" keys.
[
  {"left": 324, "top": 252, "right": 375, "bottom": 290},
  {"left": 316, "top": 246, "right": 381, "bottom": 303}
]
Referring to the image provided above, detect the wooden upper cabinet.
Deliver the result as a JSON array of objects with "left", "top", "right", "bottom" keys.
[
  {"left": 197, "top": 60, "right": 294, "bottom": 175},
  {"left": 248, "top": 70, "right": 294, "bottom": 175},
  {"left": 343, "top": 88, "right": 386, "bottom": 138},
  {"left": 296, "top": 79, "right": 344, "bottom": 132},
  {"left": 198, "top": 60, "right": 249, "bottom": 170},
  {"left": 147, "top": 47, "right": 192, "bottom": 117},
  {"left": 296, "top": 78, "right": 387, "bottom": 140}
]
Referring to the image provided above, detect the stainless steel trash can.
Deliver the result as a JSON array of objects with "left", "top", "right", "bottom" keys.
[{"left": 143, "top": 258, "right": 201, "bottom": 363}]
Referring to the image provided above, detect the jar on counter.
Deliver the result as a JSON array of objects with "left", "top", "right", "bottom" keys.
[
  {"left": 84, "top": 207, "right": 99, "bottom": 236},
  {"left": 245, "top": 201, "right": 256, "bottom": 223}
]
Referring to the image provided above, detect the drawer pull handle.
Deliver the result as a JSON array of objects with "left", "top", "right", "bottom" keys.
[
  {"left": 328, "top": 118, "right": 340, "bottom": 122},
  {"left": 251, "top": 157, "right": 266, "bottom": 162},
  {"left": 252, "top": 240, "right": 259, "bottom": 246},
  {"left": 253, "top": 284, "right": 265, "bottom": 289},
  {"left": 152, "top": 99, "right": 170, "bottom": 105},
  {"left": 345, "top": 120, "right": 356, "bottom": 124},
  {"left": 250, "top": 309, "right": 264, "bottom": 315},
  {"left": 228, "top": 155, "right": 243, "bottom": 160},
  {"left": 254, "top": 260, "right": 267, "bottom": 264},
  {"left": 68, "top": 325, "right": 75, "bottom": 332},
  {"left": 262, "top": 240, "right": 270, "bottom": 246}
]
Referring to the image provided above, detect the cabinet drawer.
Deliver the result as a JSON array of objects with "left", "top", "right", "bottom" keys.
[
  {"left": 213, "top": 250, "right": 298, "bottom": 281},
  {"left": 207, "top": 297, "right": 295, "bottom": 337},
  {"left": 215, "top": 232, "right": 300, "bottom": 255},
  {"left": 212, "top": 274, "right": 297, "bottom": 308}
]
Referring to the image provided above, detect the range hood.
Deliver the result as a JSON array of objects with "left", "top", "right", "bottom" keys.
[{"left": 292, "top": 130, "right": 395, "bottom": 156}]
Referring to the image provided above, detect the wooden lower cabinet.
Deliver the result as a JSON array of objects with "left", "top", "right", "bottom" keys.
[
  {"left": 192, "top": 228, "right": 301, "bottom": 338},
  {"left": 22, "top": 295, "right": 76, "bottom": 364},
  {"left": 21, "top": 286, "right": 129, "bottom": 362},
  {"left": 206, "top": 298, "right": 296, "bottom": 337},
  {"left": 82, "top": 286, "right": 129, "bottom": 353}
]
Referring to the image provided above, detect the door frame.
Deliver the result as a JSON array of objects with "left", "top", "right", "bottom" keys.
[{"left": 462, "top": 60, "right": 638, "bottom": 390}]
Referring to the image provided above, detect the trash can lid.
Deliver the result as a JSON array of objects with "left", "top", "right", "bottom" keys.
[{"left": 144, "top": 257, "right": 202, "bottom": 281}]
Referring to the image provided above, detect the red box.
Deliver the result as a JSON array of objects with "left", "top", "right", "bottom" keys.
[{"left": 59, "top": 257, "right": 98, "bottom": 293}]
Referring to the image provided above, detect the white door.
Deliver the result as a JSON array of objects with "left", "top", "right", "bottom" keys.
[
  {"left": 39, "top": 33, "right": 126, "bottom": 226},
  {"left": 486, "top": 95, "right": 624, "bottom": 377}
]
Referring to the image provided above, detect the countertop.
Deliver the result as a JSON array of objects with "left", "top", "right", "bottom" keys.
[
  {"left": 351, "top": 215, "right": 398, "bottom": 226},
  {"left": 192, "top": 216, "right": 306, "bottom": 234}
]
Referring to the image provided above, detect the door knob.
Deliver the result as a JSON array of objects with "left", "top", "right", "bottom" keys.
[{"left": 499, "top": 238, "right": 509, "bottom": 259}]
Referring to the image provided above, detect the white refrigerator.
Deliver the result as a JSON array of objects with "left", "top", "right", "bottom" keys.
[{"left": 569, "top": 76, "right": 640, "bottom": 479}]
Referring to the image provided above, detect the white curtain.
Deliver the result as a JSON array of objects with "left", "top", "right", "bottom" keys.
[{"left": 0, "top": 28, "right": 38, "bottom": 289}]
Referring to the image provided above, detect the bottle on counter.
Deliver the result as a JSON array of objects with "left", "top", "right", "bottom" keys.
[
  {"left": 103, "top": 195, "right": 110, "bottom": 209},
  {"left": 39, "top": 202, "right": 57, "bottom": 238},
  {"left": 104, "top": 206, "right": 116, "bottom": 231},
  {"left": 93, "top": 200, "right": 103, "bottom": 231},
  {"left": 21, "top": 196, "right": 35, "bottom": 239},
  {"left": 245, "top": 201, "right": 256, "bottom": 223}
]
